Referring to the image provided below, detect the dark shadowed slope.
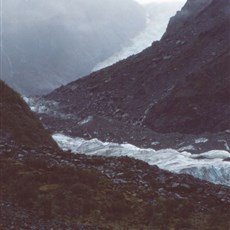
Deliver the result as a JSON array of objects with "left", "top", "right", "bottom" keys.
[
  {"left": 46, "top": 0, "right": 229, "bottom": 135},
  {"left": 144, "top": 51, "right": 230, "bottom": 133},
  {"left": 1, "top": 85, "right": 230, "bottom": 230},
  {"left": 0, "top": 81, "right": 58, "bottom": 147}
]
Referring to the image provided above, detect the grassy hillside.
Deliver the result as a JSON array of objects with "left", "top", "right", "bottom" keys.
[{"left": 0, "top": 80, "right": 57, "bottom": 148}]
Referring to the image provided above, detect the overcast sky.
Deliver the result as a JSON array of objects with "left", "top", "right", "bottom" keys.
[{"left": 136, "top": 0, "right": 186, "bottom": 5}]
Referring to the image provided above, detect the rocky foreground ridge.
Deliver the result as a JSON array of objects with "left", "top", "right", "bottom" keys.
[
  {"left": 0, "top": 80, "right": 229, "bottom": 229},
  {"left": 1, "top": 137, "right": 230, "bottom": 229}
]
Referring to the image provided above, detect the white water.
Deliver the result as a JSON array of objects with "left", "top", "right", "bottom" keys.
[{"left": 53, "top": 133, "right": 230, "bottom": 187}]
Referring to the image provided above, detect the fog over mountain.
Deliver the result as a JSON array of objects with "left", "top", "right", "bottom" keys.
[
  {"left": 93, "top": 0, "right": 186, "bottom": 71},
  {"left": 1, "top": 0, "right": 145, "bottom": 95},
  {"left": 1, "top": 0, "right": 186, "bottom": 95}
]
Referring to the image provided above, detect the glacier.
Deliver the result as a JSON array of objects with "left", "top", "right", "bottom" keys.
[
  {"left": 53, "top": 133, "right": 230, "bottom": 187},
  {"left": 93, "top": 1, "right": 186, "bottom": 71}
]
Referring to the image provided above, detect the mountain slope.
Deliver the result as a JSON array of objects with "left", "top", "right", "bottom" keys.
[
  {"left": 1, "top": 143, "right": 230, "bottom": 229},
  {"left": 144, "top": 51, "right": 230, "bottom": 133},
  {"left": 46, "top": 0, "right": 230, "bottom": 135},
  {"left": 0, "top": 81, "right": 57, "bottom": 147},
  {"left": 1, "top": 82, "right": 229, "bottom": 229}
]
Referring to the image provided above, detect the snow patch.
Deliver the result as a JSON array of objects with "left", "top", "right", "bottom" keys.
[
  {"left": 178, "top": 145, "right": 196, "bottom": 151},
  {"left": 191, "top": 150, "right": 230, "bottom": 160},
  {"left": 195, "top": 138, "right": 208, "bottom": 144},
  {"left": 23, "top": 96, "right": 76, "bottom": 120},
  {"left": 218, "top": 140, "right": 230, "bottom": 151},
  {"left": 53, "top": 134, "right": 230, "bottom": 186},
  {"left": 23, "top": 96, "right": 58, "bottom": 114},
  {"left": 151, "top": 141, "right": 160, "bottom": 146},
  {"left": 78, "top": 116, "right": 93, "bottom": 126}
]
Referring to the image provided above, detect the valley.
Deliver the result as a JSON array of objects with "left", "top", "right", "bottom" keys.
[{"left": 1, "top": 0, "right": 230, "bottom": 229}]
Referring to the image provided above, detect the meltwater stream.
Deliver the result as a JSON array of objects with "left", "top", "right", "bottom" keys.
[{"left": 53, "top": 133, "right": 230, "bottom": 187}]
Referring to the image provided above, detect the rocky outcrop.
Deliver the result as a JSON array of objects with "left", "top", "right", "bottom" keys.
[
  {"left": 144, "top": 52, "right": 230, "bottom": 133},
  {"left": 46, "top": 0, "right": 230, "bottom": 135},
  {"left": 1, "top": 142, "right": 230, "bottom": 229},
  {"left": 27, "top": 97, "right": 230, "bottom": 152}
]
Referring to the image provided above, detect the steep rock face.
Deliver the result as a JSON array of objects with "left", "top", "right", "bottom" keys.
[
  {"left": 3, "top": 0, "right": 145, "bottom": 95},
  {"left": 0, "top": 81, "right": 57, "bottom": 148},
  {"left": 46, "top": 0, "right": 229, "bottom": 135},
  {"left": 144, "top": 0, "right": 230, "bottom": 134},
  {"left": 144, "top": 52, "right": 230, "bottom": 133},
  {"left": 164, "top": 0, "right": 213, "bottom": 37}
]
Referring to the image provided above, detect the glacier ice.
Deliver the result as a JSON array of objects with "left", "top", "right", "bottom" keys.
[
  {"left": 53, "top": 134, "right": 230, "bottom": 187},
  {"left": 92, "top": 1, "right": 186, "bottom": 71},
  {"left": 195, "top": 138, "right": 208, "bottom": 144}
]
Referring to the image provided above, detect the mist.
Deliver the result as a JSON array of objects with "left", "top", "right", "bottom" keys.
[
  {"left": 1, "top": 0, "right": 187, "bottom": 95},
  {"left": 1, "top": 0, "right": 146, "bottom": 95},
  {"left": 93, "top": 0, "right": 186, "bottom": 71}
]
